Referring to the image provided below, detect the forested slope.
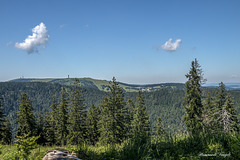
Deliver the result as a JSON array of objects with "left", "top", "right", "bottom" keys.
[{"left": 0, "top": 81, "right": 240, "bottom": 136}]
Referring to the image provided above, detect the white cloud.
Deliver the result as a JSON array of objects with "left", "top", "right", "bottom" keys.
[
  {"left": 15, "top": 22, "right": 49, "bottom": 54},
  {"left": 159, "top": 38, "right": 182, "bottom": 51}
]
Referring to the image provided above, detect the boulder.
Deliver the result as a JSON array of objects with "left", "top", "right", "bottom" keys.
[{"left": 42, "top": 149, "right": 81, "bottom": 160}]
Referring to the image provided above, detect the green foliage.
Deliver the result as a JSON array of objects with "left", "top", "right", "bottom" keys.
[
  {"left": 0, "top": 98, "right": 12, "bottom": 144},
  {"left": 202, "top": 92, "right": 214, "bottom": 133},
  {"left": 55, "top": 87, "right": 69, "bottom": 146},
  {"left": 0, "top": 98, "right": 4, "bottom": 139},
  {"left": 155, "top": 116, "right": 165, "bottom": 137},
  {"left": 125, "top": 98, "right": 135, "bottom": 137},
  {"left": 213, "top": 82, "right": 227, "bottom": 132},
  {"left": 1, "top": 117, "right": 12, "bottom": 144},
  {"left": 17, "top": 92, "right": 36, "bottom": 137},
  {"left": 36, "top": 110, "right": 45, "bottom": 145},
  {"left": 86, "top": 104, "right": 100, "bottom": 145},
  {"left": 15, "top": 133, "right": 39, "bottom": 160},
  {"left": 42, "top": 111, "right": 55, "bottom": 146},
  {"left": 98, "top": 77, "right": 127, "bottom": 144},
  {"left": 209, "top": 83, "right": 239, "bottom": 134},
  {"left": 223, "top": 94, "right": 239, "bottom": 133},
  {"left": 184, "top": 59, "right": 203, "bottom": 135},
  {"left": 131, "top": 91, "right": 150, "bottom": 143},
  {"left": 68, "top": 78, "right": 87, "bottom": 145}
]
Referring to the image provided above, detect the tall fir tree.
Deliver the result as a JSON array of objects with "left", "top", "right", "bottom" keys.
[
  {"left": 98, "top": 77, "right": 127, "bottom": 144},
  {"left": 183, "top": 59, "right": 203, "bottom": 135},
  {"left": 0, "top": 97, "right": 12, "bottom": 144},
  {"left": 125, "top": 98, "right": 135, "bottom": 138},
  {"left": 56, "top": 87, "right": 69, "bottom": 146},
  {"left": 43, "top": 110, "right": 55, "bottom": 146},
  {"left": 214, "top": 82, "right": 227, "bottom": 111},
  {"left": 68, "top": 78, "right": 87, "bottom": 145},
  {"left": 202, "top": 92, "right": 214, "bottom": 133},
  {"left": 86, "top": 104, "right": 100, "bottom": 145},
  {"left": 155, "top": 117, "right": 165, "bottom": 137},
  {"left": 221, "top": 94, "right": 238, "bottom": 133},
  {"left": 131, "top": 91, "right": 150, "bottom": 142},
  {"left": 0, "top": 97, "right": 4, "bottom": 140},
  {"left": 213, "top": 82, "right": 227, "bottom": 132},
  {"left": 36, "top": 110, "right": 46, "bottom": 145},
  {"left": 17, "top": 92, "right": 36, "bottom": 137},
  {"left": 50, "top": 93, "right": 58, "bottom": 144},
  {"left": 1, "top": 117, "right": 12, "bottom": 144}
]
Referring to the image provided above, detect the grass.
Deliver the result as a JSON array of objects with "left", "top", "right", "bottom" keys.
[{"left": 1, "top": 133, "right": 239, "bottom": 160}]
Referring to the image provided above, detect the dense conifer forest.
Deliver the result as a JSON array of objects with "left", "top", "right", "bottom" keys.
[{"left": 0, "top": 59, "right": 240, "bottom": 159}]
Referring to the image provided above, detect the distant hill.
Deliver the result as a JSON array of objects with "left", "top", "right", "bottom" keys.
[
  {"left": 9, "top": 78, "right": 185, "bottom": 92},
  {"left": 203, "top": 83, "right": 240, "bottom": 90}
]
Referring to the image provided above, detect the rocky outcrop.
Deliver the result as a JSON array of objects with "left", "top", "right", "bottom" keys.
[{"left": 42, "top": 149, "right": 81, "bottom": 160}]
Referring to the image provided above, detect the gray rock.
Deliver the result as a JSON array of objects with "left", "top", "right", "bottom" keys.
[{"left": 42, "top": 149, "right": 81, "bottom": 160}]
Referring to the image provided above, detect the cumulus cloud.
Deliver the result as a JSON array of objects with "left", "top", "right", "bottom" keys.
[
  {"left": 154, "top": 38, "right": 182, "bottom": 52},
  {"left": 15, "top": 22, "right": 49, "bottom": 54},
  {"left": 161, "top": 38, "right": 182, "bottom": 51}
]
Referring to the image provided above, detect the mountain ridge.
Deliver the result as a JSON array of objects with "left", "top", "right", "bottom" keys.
[{"left": 8, "top": 77, "right": 185, "bottom": 92}]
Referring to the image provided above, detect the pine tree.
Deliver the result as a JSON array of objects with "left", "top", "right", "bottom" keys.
[
  {"left": 86, "top": 104, "right": 100, "bottom": 145},
  {"left": 1, "top": 117, "right": 12, "bottom": 144},
  {"left": 131, "top": 91, "right": 150, "bottom": 142},
  {"left": 155, "top": 117, "right": 165, "bottom": 137},
  {"left": 68, "top": 78, "right": 87, "bottom": 145},
  {"left": 98, "top": 77, "right": 126, "bottom": 144},
  {"left": 183, "top": 59, "right": 203, "bottom": 135},
  {"left": 17, "top": 92, "right": 36, "bottom": 137},
  {"left": 56, "top": 87, "right": 69, "bottom": 146}
]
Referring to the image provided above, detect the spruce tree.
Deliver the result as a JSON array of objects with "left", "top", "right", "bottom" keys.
[
  {"left": 125, "top": 98, "right": 135, "bottom": 138},
  {"left": 43, "top": 110, "right": 55, "bottom": 146},
  {"left": 36, "top": 110, "right": 45, "bottom": 145},
  {"left": 221, "top": 94, "right": 238, "bottom": 133},
  {"left": 155, "top": 117, "right": 165, "bottom": 137},
  {"left": 68, "top": 78, "right": 87, "bottom": 145},
  {"left": 0, "top": 97, "right": 4, "bottom": 140},
  {"left": 213, "top": 82, "right": 227, "bottom": 132},
  {"left": 86, "top": 104, "right": 100, "bottom": 145},
  {"left": 183, "top": 59, "right": 203, "bottom": 135},
  {"left": 17, "top": 92, "right": 36, "bottom": 137},
  {"left": 98, "top": 77, "right": 126, "bottom": 144},
  {"left": 56, "top": 87, "right": 69, "bottom": 146},
  {"left": 131, "top": 91, "right": 150, "bottom": 142},
  {"left": 50, "top": 93, "right": 58, "bottom": 144},
  {"left": 202, "top": 92, "right": 214, "bottom": 133},
  {"left": 1, "top": 117, "right": 12, "bottom": 144},
  {"left": 214, "top": 82, "right": 227, "bottom": 111}
]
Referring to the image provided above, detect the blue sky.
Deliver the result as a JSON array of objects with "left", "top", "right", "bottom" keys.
[{"left": 0, "top": 0, "right": 240, "bottom": 84}]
